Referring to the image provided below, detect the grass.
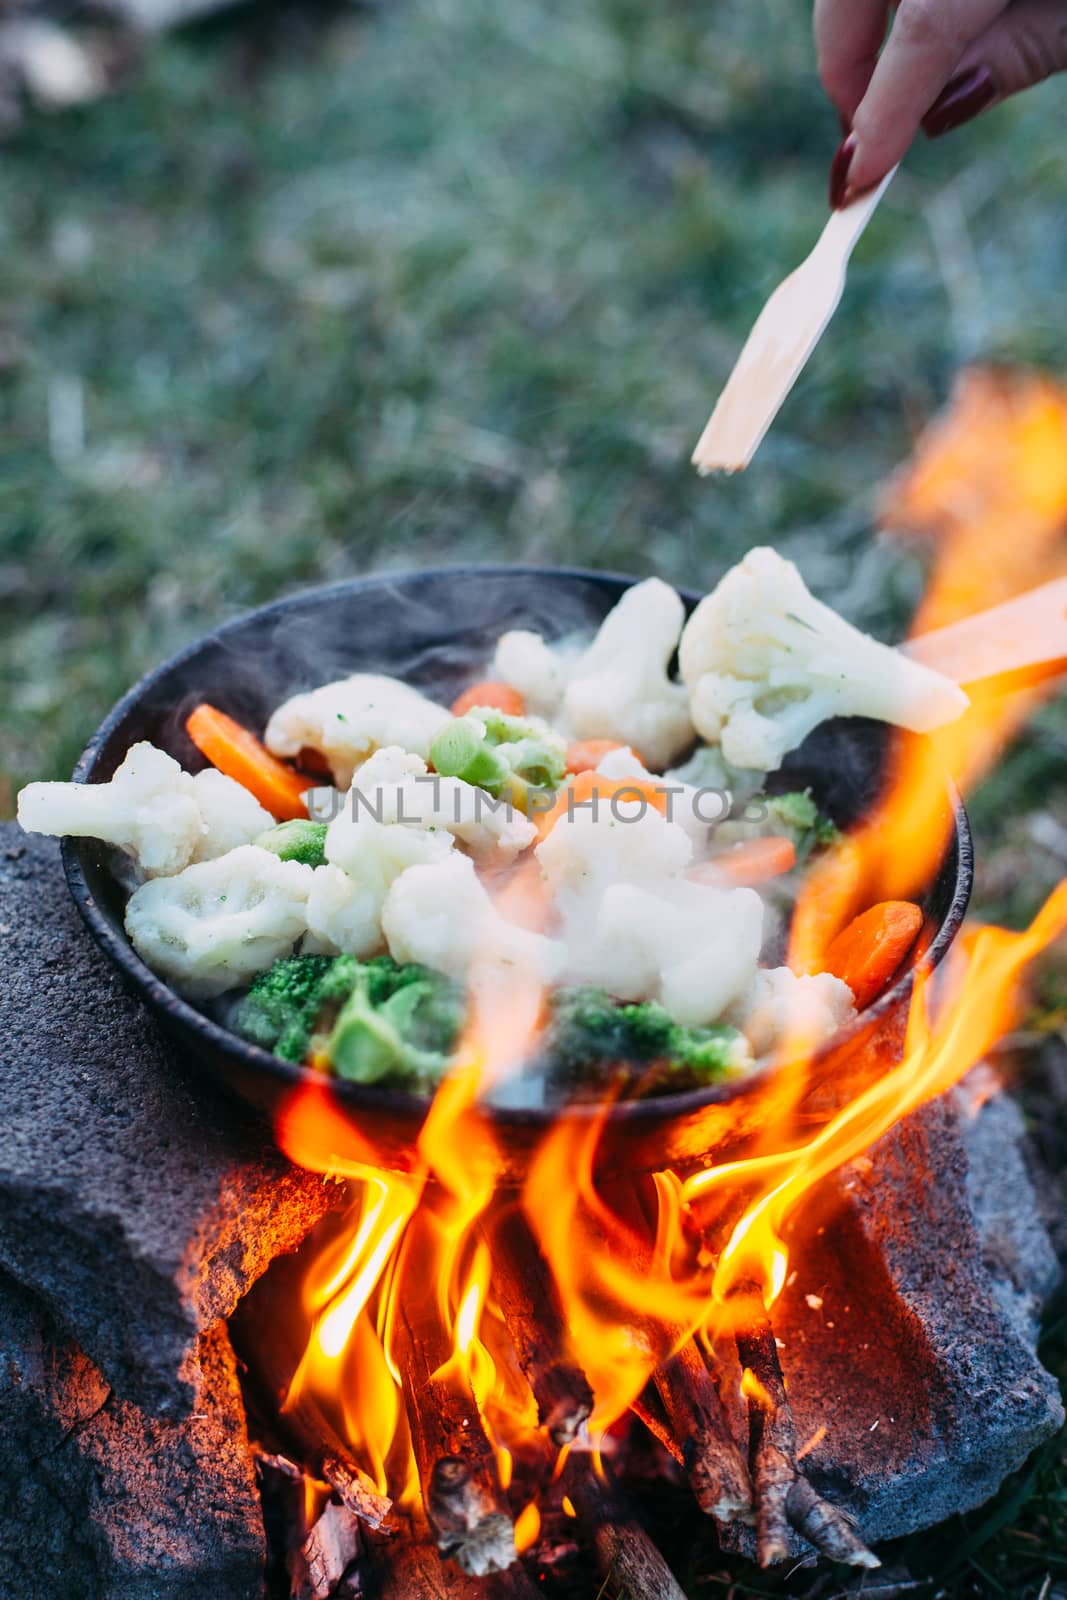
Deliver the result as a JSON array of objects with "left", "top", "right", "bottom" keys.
[{"left": 1, "top": 1, "right": 1066, "bottom": 1592}]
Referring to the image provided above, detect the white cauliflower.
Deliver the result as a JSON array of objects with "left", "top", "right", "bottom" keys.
[
  {"left": 563, "top": 579, "right": 694, "bottom": 769},
  {"left": 331, "top": 745, "right": 534, "bottom": 866},
  {"left": 733, "top": 966, "right": 856, "bottom": 1057},
  {"left": 264, "top": 673, "right": 451, "bottom": 789},
  {"left": 303, "top": 864, "right": 384, "bottom": 958},
  {"left": 566, "top": 877, "right": 764, "bottom": 1025},
  {"left": 536, "top": 800, "right": 694, "bottom": 900},
  {"left": 315, "top": 749, "right": 456, "bottom": 955},
  {"left": 534, "top": 798, "right": 760, "bottom": 1024},
  {"left": 381, "top": 851, "right": 562, "bottom": 984},
  {"left": 679, "top": 547, "right": 969, "bottom": 771},
  {"left": 18, "top": 742, "right": 277, "bottom": 879},
  {"left": 19, "top": 743, "right": 202, "bottom": 878},
  {"left": 595, "top": 744, "right": 719, "bottom": 855},
  {"left": 124, "top": 845, "right": 314, "bottom": 998},
  {"left": 188, "top": 769, "right": 274, "bottom": 861},
  {"left": 489, "top": 629, "right": 572, "bottom": 719}
]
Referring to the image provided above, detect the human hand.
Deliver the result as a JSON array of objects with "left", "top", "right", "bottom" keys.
[{"left": 816, "top": 0, "right": 1067, "bottom": 205}]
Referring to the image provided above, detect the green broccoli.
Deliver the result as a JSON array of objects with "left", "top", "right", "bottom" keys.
[
  {"left": 764, "top": 789, "right": 840, "bottom": 860},
  {"left": 326, "top": 961, "right": 465, "bottom": 1087},
  {"left": 429, "top": 709, "right": 566, "bottom": 809},
  {"left": 233, "top": 952, "right": 360, "bottom": 1062},
  {"left": 543, "top": 986, "right": 750, "bottom": 1095},
  {"left": 255, "top": 819, "right": 329, "bottom": 867},
  {"left": 710, "top": 787, "right": 839, "bottom": 864}
]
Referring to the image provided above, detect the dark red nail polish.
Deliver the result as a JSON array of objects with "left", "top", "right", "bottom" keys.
[
  {"left": 829, "top": 133, "right": 856, "bottom": 210},
  {"left": 921, "top": 66, "right": 996, "bottom": 137}
]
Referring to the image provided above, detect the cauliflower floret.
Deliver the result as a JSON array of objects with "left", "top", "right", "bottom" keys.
[
  {"left": 536, "top": 799, "right": 694, "bottom": 902},
  {"left": 265, "top": 673, "right": 451, "bottom": 789},
  {"left": 490, "top": 629, "right": 572, "bottom": 719},
  {"left": 18, "top": 742, "right": 204, "bottom": 878},
  {"left": 333, "top": 745, "right": 534, "bottom": 865},
  {"left": 303, "top": 864, "right": 384, "bottom": 958},
  {"left": 124, "top": 845, "right": 314, "bottom": 998},
  {"left": 563, "top": 579, "right": 694, "bottom": 769},
  {"left": 733, "top": 967, "right": 855, "bottom": 1057},
  {"left": 381, "top": 851, "right": 562, "bottom": 984},
  {"left": 679, "top": 547, "right": 969, "bottom": 771},
  {"left": 567, "top": 878, "right": 764, "bottom": 1025},
  {"left": 189, "top": 769, "right": 274, "bottom": 861},
  {"left": 595, "top": 744, "right": 720, "bottom": 856},
  {"left": 317, "top": 752, "right": 456, "bottom": 955}
]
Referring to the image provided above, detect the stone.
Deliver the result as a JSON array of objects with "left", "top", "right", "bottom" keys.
[
  {"left": 0, "top": 827, "right": 341, "bottom": 1417},
  {"left": 0, "top": 1268, "right": 265, "bottom": 1600}
]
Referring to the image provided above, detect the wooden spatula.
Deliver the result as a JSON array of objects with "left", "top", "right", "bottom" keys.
[
  {"left": 691, "top": 169, "right": 897, "bottom": 476},
  {"left": 907, "top": 578, "right": 1067, "bottom": 686}
]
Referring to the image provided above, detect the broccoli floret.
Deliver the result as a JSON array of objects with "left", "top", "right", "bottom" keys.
[
  {"left": 764, "top": 789, "right": 840, "bottom": 860},
  {"left": 233, "top": 952, "right": 360, "bottom": 1062},
  {"left": 429, "top": 709, "right": 566, "bottom": 808},
  {"left": 255, "top": 819, "right": 329, "bottom": 867},
  {"left": 544, "top": 987, "right": 750, "bottom": 1095},
  {"left": 326, "top": 962, "right": 465, "bottom": 1087}
]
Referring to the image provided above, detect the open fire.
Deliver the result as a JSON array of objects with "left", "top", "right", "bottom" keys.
[{"left": 228, "top": 370, "right": 1067, "bottom": 1596}]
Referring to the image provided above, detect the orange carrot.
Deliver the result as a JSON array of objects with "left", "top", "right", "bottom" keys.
[
  {"left": 535, "top": 771, "right": 670, "bottom": 840},
  {"left": 822, "top": 900, "right": 924, "bottom": 1009},
  {"left": 564, "top": 738, "right": 628, "bottom": 774},
  {"left": 451, "top": 680, "right": 526, "bottom": 718},
  {"left": 690, "top": 835, "right": 797, "bottom": 887},
  {"left": 185, "top": 703, "right": 310, "bottom": 821}
]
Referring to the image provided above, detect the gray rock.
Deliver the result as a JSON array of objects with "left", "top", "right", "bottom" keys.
[
  {"left": 0, "top": 1269, "right": 265, "bottom": 1600},
  {"left": 0, "top": 827, "right": 341, "bottom": 1417}
]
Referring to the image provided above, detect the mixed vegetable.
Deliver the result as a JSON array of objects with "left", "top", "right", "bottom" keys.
[{"left": 17, "top": 547, "right": 968, "bottom": 1104}]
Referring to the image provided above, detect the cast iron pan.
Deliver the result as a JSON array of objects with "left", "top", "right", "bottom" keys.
[{"left": 62, "top": 566, "right": 972, "bottom": 1178}]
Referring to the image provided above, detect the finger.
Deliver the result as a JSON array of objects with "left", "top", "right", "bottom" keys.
[
  {"left": 846, "top": 0, "right": 1010, "bottom": 192},
  {"left": 814, "top": 0, "right": 893, "bottom": 121},
  {"left": 922, "top": 0, "right": 1067, "bottom": 133}
]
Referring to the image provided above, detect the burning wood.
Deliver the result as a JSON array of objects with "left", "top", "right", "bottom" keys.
[
  {"left": 652, "top": 1336, "right": 752, "bottom": 1523},
  {"left": 487, "top": 1207, "right": 593, "bottom": 1446},
  {"left": 396, "top": 1209, "right": 517, "bottom": 1577},
  {"left": 290, "top": 1500, "right": 366, "bottom": 1600},
  {"left": 732, "top": 1286, "right": 879, "bottom": 1570},
  {"left": 232, "top": 1263, "right": 394, "bottom": 1533},
  {"left": 566, "top": 1464, "right": 688, "bottom": 1600}
]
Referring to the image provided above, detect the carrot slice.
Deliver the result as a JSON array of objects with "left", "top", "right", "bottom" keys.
[
  {"left": 822, "top": 900, "right": 924, "bottom": 1009},
  {"left": 690, "top": 835, "right": 797, "bottom": 887},
  {"left": 535, "top": 771, "right": 671, "bottom": 840},
  {"left": 451, "top": 680, "right": 526, "bottom": 718},
  {"left": 564, "top": 738, "right": 628, "bottom": 774},
  {"left": 185, "top": 703, "right": 310, "bottom": 821}
]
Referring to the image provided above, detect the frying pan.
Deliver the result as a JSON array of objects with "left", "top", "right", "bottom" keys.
[{"left": 61, "top": 565, "right": 972, "bottom": 1178}]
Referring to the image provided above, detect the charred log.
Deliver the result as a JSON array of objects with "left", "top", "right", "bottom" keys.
[
  {"left": 397, "top": 1210, "right": 516, "bottom": 1576},
  {"left": 566, "top": 1463, "right": 688, "bottom": 1600},
  {"left": 487, "top": 1206, "right": 593, "bottom": 1446},
  {"left": 652, "top": 1337, "right": 752, "bottom": 1522},
  {"left": 231, "top": 1265, "right": 393, "bottom": 1532},
  {"left": 732, "top": 1286, "right": 879, "bottom": 1570},
  {"left": 291, "top": 1499, "right": 366, "bottom": 1600}
]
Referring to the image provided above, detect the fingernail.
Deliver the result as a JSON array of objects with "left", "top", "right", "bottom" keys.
[
  {"left": 829, "top": 133, "right": 856, "bottom": 210},
  {"left": 921, "top": 65, "right": 996, "bottom": 137}
]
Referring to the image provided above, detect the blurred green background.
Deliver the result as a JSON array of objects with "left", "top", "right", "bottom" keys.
[
  {"left": 4, "top": 0, "right": 1067, "bottom": 806},
  {"left": 1, "top": 2, "right": 1066, "bottom": 1591}
]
